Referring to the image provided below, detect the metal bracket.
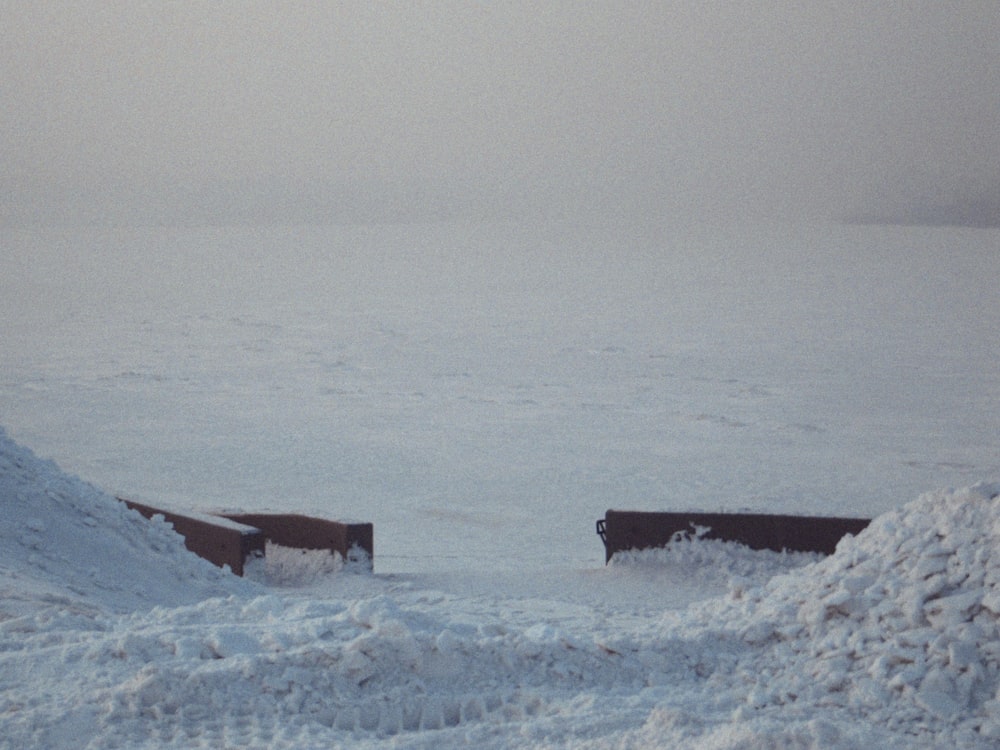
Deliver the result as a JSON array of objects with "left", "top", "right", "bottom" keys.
[{"left": 595, "top": 518, "right": 607, "bottom": 547}]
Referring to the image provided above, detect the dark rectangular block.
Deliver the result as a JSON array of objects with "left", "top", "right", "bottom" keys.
[
  {"left": 598, "top": 509, "right": 871, "bottom": 563},
  {"left": 120, "top": 498, "right": 266, "bottom": 576},
  {"left": 216, "top": 513, "right": 374, "bottom": 570}
]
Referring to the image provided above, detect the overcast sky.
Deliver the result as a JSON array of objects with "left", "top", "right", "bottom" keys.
[{"left": 3, "top": 2, "right": 998, "bottom": 225}]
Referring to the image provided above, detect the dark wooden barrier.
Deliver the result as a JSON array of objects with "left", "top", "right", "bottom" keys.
[
  {"left": 120, "top": 499, "right": 374, "bottom": 575},
  {"left": 215, "top": 513, "right": 374, "bottom": 571},
  {"left": 597, "top": 509, "right": 871, "bottom": 563},
  {"left": 121, "top": 498, "right": 266, "bottom": 576}
]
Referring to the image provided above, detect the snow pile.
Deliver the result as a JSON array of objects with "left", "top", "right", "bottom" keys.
[
  {"left": 0, "top": 426, "right": 248, "bottom": 617},
  {"left": 66, "top": 595, "right": 645, "bottom": 748},
  {"left": 610, "top": 529, "right": 822, "bottom": 587},
  {"left": 671, "top": 482, "right": 1000, "bottom": 746},
  {"left": 244, "top": 542, "right": 364, "bottom": 588}
]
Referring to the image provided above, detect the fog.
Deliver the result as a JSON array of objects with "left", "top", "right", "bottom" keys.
[{"left": 3, "top": 2, "right": 999, "bottom": 226}]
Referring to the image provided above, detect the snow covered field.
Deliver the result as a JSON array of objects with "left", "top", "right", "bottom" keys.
[
  {"left": 3, "top": 220, "right": 997, "bottom": 572},
  {"left": 2, "top": 220, "right": 999, "bottom": 747}
]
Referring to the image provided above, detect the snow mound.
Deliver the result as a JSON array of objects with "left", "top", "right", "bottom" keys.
[
  {"left": 243, "top": 542, "right": 372, "bottom": 588},
  {"left": 673, "top": 482, "right": 1000, "bottom": 745},
  {"left": 0, "top": 427, "right": 250, "bottom": 616},
  {"left": 610, "top": 530, "right": 822, "bottom": 586}
]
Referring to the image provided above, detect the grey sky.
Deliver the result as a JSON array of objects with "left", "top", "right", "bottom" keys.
[{"left": 3, "top": 2, "right": 998, "bottom": 225}]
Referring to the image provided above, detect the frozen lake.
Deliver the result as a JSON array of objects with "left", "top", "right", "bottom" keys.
[
  {"left": 2, "top": 220, "right": 998, "bottom": 572},
  {"left": 4, "top": 219, "right": 1000, "bottom": 748}
]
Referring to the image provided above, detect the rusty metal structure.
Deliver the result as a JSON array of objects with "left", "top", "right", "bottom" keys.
[
  {"left": 597, "top": 509, "right": 871, "bottom": 563},
  {"left": 121, "top": 498, "right": 266, "bottom": 576},
  {"left": 216, "top": 512, "right": 373, "bottom": 569},
  {"left": 119, "top": 498, "right": 373, "bottom": 575}
]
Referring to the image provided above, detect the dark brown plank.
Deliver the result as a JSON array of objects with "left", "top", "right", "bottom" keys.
[
  {"left": 598, "top": 510, "right": 871, "bottom": 563},
  {"left": 120, "top": 498, "right": 265, "bottom": 576},
  {"left": 216, "top": 513, "right": 373, "bottom": 570}
]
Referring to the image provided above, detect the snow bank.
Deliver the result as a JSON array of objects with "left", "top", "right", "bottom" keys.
[
  {"left": 670, "top": 481, "right": 1000, "bottom": 746},
  {"left": 0, "top": 426, "right": 248, "bottom": 617},
  {"left": 609, "top": 528, "right": 822, "bottom": 585}
]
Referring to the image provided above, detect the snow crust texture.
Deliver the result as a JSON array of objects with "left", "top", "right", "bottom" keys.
[
  {"left": 2, "top": 428, "right": 1000, "bottom": 748},
  {"left": 669, "top": 481, "right": 1000, "bottom": 747}
]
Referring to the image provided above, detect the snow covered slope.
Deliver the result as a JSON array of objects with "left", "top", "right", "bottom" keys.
[
  {"left": 0, "top": 426, "right": 250, "bottom": 618},
  {"left": 669, "top": 481, "right": 1000, "bottom": 746}
]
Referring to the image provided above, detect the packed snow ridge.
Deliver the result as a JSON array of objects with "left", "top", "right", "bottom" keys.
[{"left": 2, "top": 426, "right": 999, "bottom": 748}]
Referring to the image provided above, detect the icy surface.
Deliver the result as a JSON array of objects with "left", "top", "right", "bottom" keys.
[
  {"left": 2, "top": 220, "right": 999, "bottom": 746},
  {"left": 1, "top": 221, "right": 998, "bottom": 573}
]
